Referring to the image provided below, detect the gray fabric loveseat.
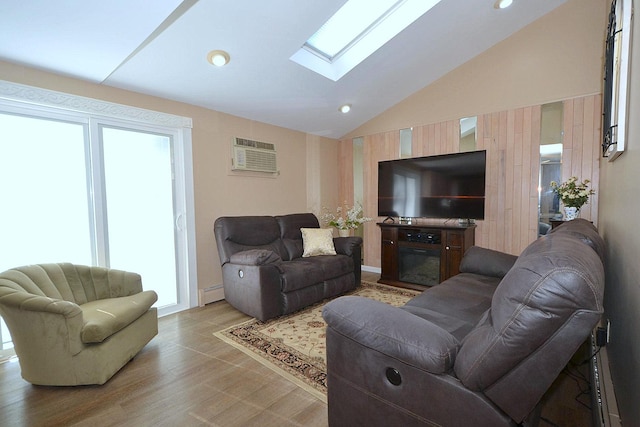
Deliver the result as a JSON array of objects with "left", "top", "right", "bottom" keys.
[
  {"left": 322, "top": 219, "right": 605, "bottom": 426},
  {"left": 214, "top": 213, "right": 363, "bottom": 321}
]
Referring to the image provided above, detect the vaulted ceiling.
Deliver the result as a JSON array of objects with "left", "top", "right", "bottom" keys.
[{"left": 0, "top": 0, "right": 567, "bottom": 138}]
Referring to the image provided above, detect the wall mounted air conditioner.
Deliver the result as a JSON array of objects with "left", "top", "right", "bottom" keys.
[{"left": 231, "top": 137, "right": 277, "bottom": 173}]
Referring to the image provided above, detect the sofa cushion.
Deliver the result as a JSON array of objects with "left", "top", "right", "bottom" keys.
[
  {"left": 214, "top": 216, "right": 288, "bottom": 264},
  {"left": 403, "top": 273, "right": 499, "bottom": 341},
  {"left": 80, "top": 290, "right": 157, "bottom": 343},
  {"left": 279, "top": 255, "right": 353, "bottom": 292},
  {"left": 454, "top": 233, "right": 604, "bottom": 391},
  {"left": 301, "top": 228, "right": 337, "bottom": 257},
  {"left": 276, "top": 213, "right": 320, "bottom": 260},
  {"left": 547, "top": 218, "right": 605, "bottom": 262}
]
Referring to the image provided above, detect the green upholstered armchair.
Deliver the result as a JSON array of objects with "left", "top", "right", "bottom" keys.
[{"left": 0, "top": 263, "right": 158, "bottom": 385}]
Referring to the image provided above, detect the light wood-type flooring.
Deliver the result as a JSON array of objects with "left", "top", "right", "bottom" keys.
[{"left": 0, "top": 272, "right": 593, "bottom": 426}]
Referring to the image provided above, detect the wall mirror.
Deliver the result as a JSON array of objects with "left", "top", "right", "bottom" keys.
[
  {"left": 459, "top": 117, "right": 477, "bottom": 152},
  {"left": 399, "top": 128, "right": 412, "bottom": 158},
  {"left": 538, "top": 102, "right": 563, "bottom": 235},
  {"left": 353, "top": 136, "right": 364, "bottom": 240}
]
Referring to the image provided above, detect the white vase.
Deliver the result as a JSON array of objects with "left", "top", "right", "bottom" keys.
[
  {"left": 564, "top": 206, "right": 579, "bottom": 220},
  {"left": 338, "top": 229, "right": 351, "bottom": 237}
]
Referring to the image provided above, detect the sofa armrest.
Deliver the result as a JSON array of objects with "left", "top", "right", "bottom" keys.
[
  {"left": 221, "top": 263, "right": 284, "bottom": 321},
  {"left": 459, "top": 246, "right": 518, "bottom": 279},
  {"left": 0, "top": 289, "right": 82, "bottom": 317},
  {"left": 0, "top": 290, "right": 85, "bottom": 355},
  {"left": 322, "top": 296, "right": 459, "bottom": 374},
  {"left": 333, "top": 236, "right": 363, "bottom": 256},
  {"left": 229, "top": 249, "right": 282, "bottom": 266}
]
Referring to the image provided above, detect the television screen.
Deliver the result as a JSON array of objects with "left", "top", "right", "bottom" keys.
[{"left": 378, "top": 150, "right": 486, "bottom": 220}]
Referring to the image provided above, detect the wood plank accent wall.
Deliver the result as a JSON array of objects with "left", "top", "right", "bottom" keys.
[
  {"left": 339, "top": 94, "right": 601, "bottom": 268},
  {"left": 475, "top": 106, "right": 542, "bottom": 253},
  {"left": 413, "top": 120, "right": 460, "bottom": 157},
  {"left": 562, "top": 95, "right": 600, "bottom": 225},
  {"left": 361, "top": 131, "right": 400, "bottom": 267},
  {"left": 337, "top": 136, "right": 354, "bottom": 207}
]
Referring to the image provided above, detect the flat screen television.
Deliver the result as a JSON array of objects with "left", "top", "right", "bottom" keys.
[{"left": 378, "top": 150, "right": 486, "bottom": 220}]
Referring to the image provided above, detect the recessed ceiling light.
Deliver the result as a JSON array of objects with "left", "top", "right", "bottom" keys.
[
  {"left": 339, "top": 104, "right": 352, "bottom": 113},
  {"left": 207, "top": 50, "right": 230, "bottom": 67},
  {"left": 494, "top": 0, "right": 513, "bottom": 9}
]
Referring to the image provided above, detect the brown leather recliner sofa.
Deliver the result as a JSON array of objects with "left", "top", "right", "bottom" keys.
[
  {"left": 322, "top": 218, "right": 605, "bottom": 426},
  {"left": 214, "top": 213, "right": 362, "bottom": 321}
]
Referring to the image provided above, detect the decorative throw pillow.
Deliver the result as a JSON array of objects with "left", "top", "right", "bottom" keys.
[{"left": 301, "top": 228, "right": 337, "bottom": 257}]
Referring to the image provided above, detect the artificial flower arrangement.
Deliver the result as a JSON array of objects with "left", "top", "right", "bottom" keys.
[
  {"left": 320, "top": 203, "right": 372, "bottom": 230},
  {"left": 550, "top": 176, "right": 595, "bottom": 209}
]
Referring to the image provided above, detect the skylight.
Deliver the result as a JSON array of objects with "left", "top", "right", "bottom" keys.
[
  {"left": 304, "top": 0, "right": 402, "bottom": 61},
  {"left": 291, "top": 0, "right": 442, "bottom": 81}
]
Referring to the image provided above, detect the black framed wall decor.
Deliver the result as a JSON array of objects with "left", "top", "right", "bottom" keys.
[{"left": 602, "top": 0, "right": 634, "bottom": 161}]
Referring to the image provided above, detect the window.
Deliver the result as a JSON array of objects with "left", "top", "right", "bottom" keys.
[
  {"left": 304, "top": 0, "right": 402, "bottom": 61},
  {"left": 0, "top": 112, "right": 93, "bottom": 267},
  {"left": 602, "top": 0, "right": 632, "bottom": 160},
  {"left": 291, "top": 0, "right": 442, "bottom": 80}
]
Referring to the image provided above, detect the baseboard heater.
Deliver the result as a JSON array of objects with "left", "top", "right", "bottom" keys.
[
  {"left": 198, "top": 284, "right": 225, "bottom": 307},
  {"left": 591, "top": 333, "right": 622, "bottom": 426}
]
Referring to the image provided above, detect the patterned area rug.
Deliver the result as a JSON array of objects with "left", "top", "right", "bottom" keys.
[{"left": 214, "top": 281, "right": 420, "bottom": 402}]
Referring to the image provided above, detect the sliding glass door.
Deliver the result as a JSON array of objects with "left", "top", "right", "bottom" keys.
[
  {"left": 0, "top": 111, "right": 91, "bottom": 359},
  {"left": 0, "top": 112, "right": 93, "bottom": 268},
  {"left": 100, "top": 126, "right": 179, "bottom": 308}
]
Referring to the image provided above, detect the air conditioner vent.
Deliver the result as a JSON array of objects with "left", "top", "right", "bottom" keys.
[
  {"left": 234, "top": 137, "right": 275, "bottom": 151},
  {"left": 232, "top": 137, "right": 277, "bottom": 173}
]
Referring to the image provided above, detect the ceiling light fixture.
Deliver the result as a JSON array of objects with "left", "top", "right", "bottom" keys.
[
  {"left": 494, "top": 0, "right": 513, "bottom": 9},
  {"left": 207, "top": 50, "right": 230, "bottom": 67},
  {"left": 339, "top": 104, "right": 352, "bottom": 113}
]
